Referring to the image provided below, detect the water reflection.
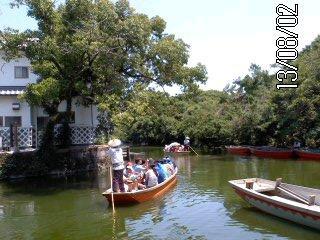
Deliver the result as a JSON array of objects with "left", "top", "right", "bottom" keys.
[
  {"left": 1, "top": 149, "right": 320, "bottom": 239},
  {"left": 230, "top": 207, "right": 320, "bottom": 240}
]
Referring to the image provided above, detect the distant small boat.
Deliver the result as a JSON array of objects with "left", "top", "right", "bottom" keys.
[
  {"left": 164, "top": 142, "right": 190, "bottom": 154},
  {"left": 250, "top": 147, "right": 293, "bottom": 159},
  {"left": 295, "top": 149, "right": 320, "bottom": 160},
  {"left": 102, "top": 167, "right": 178, "bottom": 204},
  {"left": 229, "top": 178, "right": 320, "bottom": 230},
  {"left": 226, "top": 145, "right": 251, "bottom": 156}
]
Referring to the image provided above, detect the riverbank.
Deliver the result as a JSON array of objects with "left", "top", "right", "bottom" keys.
[{"left": 0, "top": 145, "right": 112, "bottom": 180}]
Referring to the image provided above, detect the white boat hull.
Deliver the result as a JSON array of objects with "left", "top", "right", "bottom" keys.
[{"left": 230, "top": 178, "right": 320, "bottom": 230}]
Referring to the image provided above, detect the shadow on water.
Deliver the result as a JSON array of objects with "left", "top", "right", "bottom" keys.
[
  {"left": 0, "top": 171, "right": 103, "bottom": 197},
  {"left": 230, "top": 207, "right": 320, "bottom": 240}
]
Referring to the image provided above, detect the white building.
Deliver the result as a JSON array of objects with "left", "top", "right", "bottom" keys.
[{"left": 0, "top": 53, "right": 99, "bottom": 148}]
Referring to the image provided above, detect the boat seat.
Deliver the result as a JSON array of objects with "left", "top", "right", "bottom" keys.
[
  {"left": 254, "top": 186, "right": 275, "bottom": 192},
  {"left": 249, "top": 181, "right": 275, "bottom": 192}
]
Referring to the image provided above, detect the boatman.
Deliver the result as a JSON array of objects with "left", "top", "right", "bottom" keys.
[
  {"left": 184, "top": 136, "right": 190, "bottom": 151},
  {"left": 293, "top": 140, "right": 301, "bottom": 149},
  {"left": 107, "top": 139, "right": 125, "bottom": 192}
]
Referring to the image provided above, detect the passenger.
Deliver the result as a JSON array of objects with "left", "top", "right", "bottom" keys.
[
  {"left": 124, "top": 163, "right": 146, "bottom": 191},
  {"left": 145, "top": 160, "right": 158, "bottom": 188},
  {"left": 107, "top": 139, "right": 125, "bottom": 192},
  {"left": 162, "top": 157, "right": 176, "bottom": 174},
  {"left": 155, "top": 161, "right": 169, "bottom": 183},
  {"left": 163, "top": 162, "right": 174, "bottom": 175},
  {"left": 124, "top": 163, "right": 138, "bottom": 180},
  {"left": 133, "top": 158, "right": 146, "bottom": 174}
]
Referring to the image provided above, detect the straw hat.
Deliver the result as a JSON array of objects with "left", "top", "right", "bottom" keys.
[
  {"left": 185, "top": 136, "right": 190, "bottom": 140},
  {"left": 108, "top": 139, "right": 122, "bottom": 147}
]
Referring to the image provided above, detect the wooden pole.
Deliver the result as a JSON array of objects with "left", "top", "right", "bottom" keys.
[
  {"left": 109, "top": 166, "right": 115, "bottom": 213},
  {"left": 189, "top": 146, "right": 199, "bottom": 156}
]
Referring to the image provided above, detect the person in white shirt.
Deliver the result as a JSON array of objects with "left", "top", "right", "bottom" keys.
[
  {"left": 145, "top": 159, "right": 158, "bottom": 188},
  {"left": 107, "top": 139, "right": 125, "bottom": 192},
  {"left": 293, "top": 141, "right": 301, "bottom": 149},
  {"left": 184, "top": 136, "right": 190, "bottom": 151}
]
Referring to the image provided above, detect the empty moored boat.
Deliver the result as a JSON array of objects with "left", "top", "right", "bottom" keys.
[
  {"left": 295, "top": 149, "right": 320, "bottom": 161},
  {"left": 229, "top": 178, "right": 320, "bottom": 230},
  {"left": 102, "top": 167, "right": 178, "bottom": 204},
  {"left": 250, "top": 147, "right": 294, "bottom": 159},
  {"left": 226, "top": 145, "right": 251, "bottom": 156}
]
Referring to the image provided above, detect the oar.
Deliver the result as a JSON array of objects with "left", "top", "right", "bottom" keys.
[
  {"left": 109, "top": 166, "right": 115, "bottom": 213},
  {"left": 189, "top": 146, "right": 199, "bottom": 156}
]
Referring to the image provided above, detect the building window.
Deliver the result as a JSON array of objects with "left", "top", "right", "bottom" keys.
[
  {"left": 14, "top": 66, "right": 29, "bottom": 78},
  {"left": 37, "top": 117, "right": 49, "bottom": 130},
  {"left": 0, "top": 116, "right": 3, "bottom": 127},
  {"left": 5, "top": 116, "right": 22, "bottom": 127}
]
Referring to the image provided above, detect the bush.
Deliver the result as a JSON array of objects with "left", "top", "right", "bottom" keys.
[
  {"left": 0, "top": 152, "right": 47, "bottom": 178},
  {"left": 0, "top": 148, "right": 95, "bottom": 179}
]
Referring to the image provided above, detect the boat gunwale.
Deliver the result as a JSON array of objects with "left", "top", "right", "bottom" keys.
[
  {"left": 226, "top": 145, "right": 252, "bottom": 149},
  {"left": 295, "top": 149, "right": 320, "bottom": 155},
  {"left": 251, "top": 148, "right": 293, "bottom": 153}
]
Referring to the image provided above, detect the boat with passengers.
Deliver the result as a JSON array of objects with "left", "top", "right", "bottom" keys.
[{"left": 103, "top": 159, "right": 178, "bottom": 204}]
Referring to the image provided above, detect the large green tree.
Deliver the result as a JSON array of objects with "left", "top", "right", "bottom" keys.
[{"left": 0, "top": 0, "right": 207, "bottom": 152}]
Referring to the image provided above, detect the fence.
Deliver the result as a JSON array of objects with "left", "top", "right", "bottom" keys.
[{"left": 0, "top": 125, "right": 97, "bottom": 149}]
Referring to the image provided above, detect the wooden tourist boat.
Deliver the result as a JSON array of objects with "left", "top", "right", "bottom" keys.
[
  {"left": 250, "top": 147, "right": 294, "bottom": 159},
  {"left": 229, "top": 178, "right": 320, "bottom": 230},
  {"left": 226, "top": 145, "right": 251, "bottom": 156},
  {"left": 102, "top": 167, "right": 178, "bottom": 204},
  {"left": 295, "top": 149, "right": 320, "bottom": 161}
]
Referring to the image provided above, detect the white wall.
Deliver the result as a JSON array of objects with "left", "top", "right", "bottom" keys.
[
  {"left": 0, "top": 96, "right": 31, "bottom": 127},
  {"left": 0, "top": 53, "right": 37, "bottom": 86},
  {"left": 33, "top": 99, "right": 99, "bottom": 127},
  {"left": 0, "top": 53, "right": 99, "bottom": 127}
]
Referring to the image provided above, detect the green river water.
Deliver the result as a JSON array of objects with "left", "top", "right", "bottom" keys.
[{"left": 1, "top": 147, "right": 320, "bottom": 239}]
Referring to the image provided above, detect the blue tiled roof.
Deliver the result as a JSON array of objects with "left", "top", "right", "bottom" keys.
[{"left": 0, "top": 86, "right": 26, "bottom": 95}]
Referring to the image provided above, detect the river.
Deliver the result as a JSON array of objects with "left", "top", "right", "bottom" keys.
[{"left": 0, "top": 147, "right": 320, "bottom": 239}]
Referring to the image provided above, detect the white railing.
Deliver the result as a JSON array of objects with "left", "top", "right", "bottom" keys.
[
  {"left": 0, "top": 125, "right": 97, "bottom": 149},
  {"left": 17, "top": 127, "right": 34, "bottom": 147},
  {"left": 0, "top": 127, "right": 34, "bottom": 148},
  {"left": 70, "top": 126, "right": 96, "bottom": 145},
  {"left": 0, "top": 127, "right": 10, "bottom": 147}
]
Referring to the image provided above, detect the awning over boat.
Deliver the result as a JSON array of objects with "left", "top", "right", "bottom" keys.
[{"left": 0, "top": 86, "right": 26, "bottom": 95}]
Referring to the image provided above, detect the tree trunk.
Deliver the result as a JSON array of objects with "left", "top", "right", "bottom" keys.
[
  {"left": 59, "top": 98, "right": 72, "bottom": 147},
  {"left": 37, "top": 110, "right": 60, "bottom": 170}
]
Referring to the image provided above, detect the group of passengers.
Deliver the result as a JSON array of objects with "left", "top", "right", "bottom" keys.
[
  {"left": 164, "top": 137, "right": 190, "bottom": 152},
  {"left": 107, "top": 139, "right": 175, "bottom": 193}
]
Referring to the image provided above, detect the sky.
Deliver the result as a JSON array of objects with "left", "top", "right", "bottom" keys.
[{"left": 1, "top": 0, "right": 320, "bottom": 90}]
